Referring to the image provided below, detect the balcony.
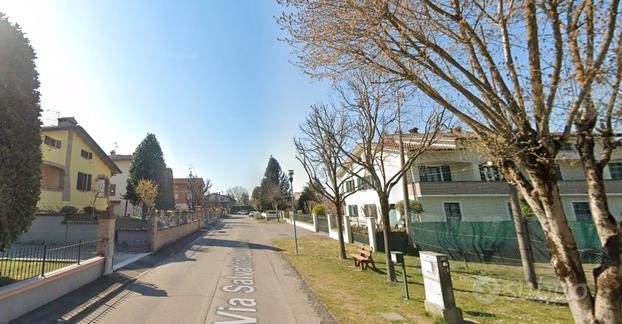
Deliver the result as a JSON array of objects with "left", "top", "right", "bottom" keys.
[
  {"left": 414, "top": 181, "right": 510, "bottom": 196},
  {"left": 413, "top": 180, "right": 622, "bottom": 196},
  {"left": 558, "top": 180, "right": 622, "bottom": 195}
]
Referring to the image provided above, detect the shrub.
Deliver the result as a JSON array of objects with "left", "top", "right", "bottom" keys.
[
  {"left": 83, "top": 206, "right": 95, "bottom": 215},
  {"left": 395, "top": 200, "right": 424, "bottom": 215},
  {"left": 59, "top": 206, "right": 78, "bottom": 215},
  {"left": 312, "top": 204, "right": 326, "bottom": 216}
]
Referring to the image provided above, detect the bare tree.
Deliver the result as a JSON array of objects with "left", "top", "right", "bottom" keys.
[
  {"left": 279, "top": 1, "right": 622, "bottom": 321},
  {"left": 336, "top": 72, "right": 443, "bottom": 281},
  {"left": 295, "top": 104, "right": 357, "bottom": 259},
  {"left": 187, "top": 172, "right": 210, "bottom": 211},
  {"left": 226, "top": 186, "right": 250, "bottom": 206}
]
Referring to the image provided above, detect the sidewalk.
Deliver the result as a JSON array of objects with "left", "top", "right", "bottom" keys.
[{"left": 12, "top": 223, "right": 222, "bottom": 324}]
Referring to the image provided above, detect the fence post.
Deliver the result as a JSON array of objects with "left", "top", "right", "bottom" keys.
[
  {"left": 149, "top": 210, "right": 159, "bottom": 252},
  {"left": 97, "top": 206, "right": 117, "bottom": 275},
  {"left": 366, "top": 217, "right": 377, "bottom": 251},
  {"left": 77, "top": 239, "right": 82, "bottom": 265},
  {"left": 41, "top": 243, "right": 48, "bottom": 277},
  {"left": 312, "top": 213, "right": 319, "bottom": 232},
  {"left": 344, "top": 215, "right": 353, "bottom": 243}
]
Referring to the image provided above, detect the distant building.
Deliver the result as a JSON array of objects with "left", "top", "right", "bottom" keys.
[
  {"left": 205, "top": 193, "right": 235, "bottom": 210},
  {"left": 39, "top": 117, "right": 121, "bottom": 211},
  {"left": 174, "top": 177, "right": 205, "bottom": 211}
]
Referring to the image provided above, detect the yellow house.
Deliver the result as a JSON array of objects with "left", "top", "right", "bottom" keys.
[{"left": 39, "top": 117, "right": 121, "bottom": 212}]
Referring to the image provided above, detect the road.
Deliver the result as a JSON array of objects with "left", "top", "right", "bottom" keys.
[{"left": 79, "top": 215, "right": 327, "bottom": 324}]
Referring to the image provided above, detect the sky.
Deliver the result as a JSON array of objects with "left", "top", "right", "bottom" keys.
[{"left": 0, "top": 0, "right": 333, "bottom": 193}]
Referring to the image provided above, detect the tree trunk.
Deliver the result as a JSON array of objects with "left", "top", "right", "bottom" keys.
[
  {"left": 379, "top": 194, "right": 396, "bottom": 281},
  {"left": 508, "top": 184, "right": 538, "bottom": 289},
  {"left": 576, "top": 133, "right": 622, "bottom": 323},
  {"left": 336, "top": 201, "right": 347, "bottom": 260},
  {"left": 522, "top": 173, "right": 597, "bottom": 323}
]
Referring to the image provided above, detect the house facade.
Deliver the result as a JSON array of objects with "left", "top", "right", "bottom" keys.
[
  {"left": 108, "top": 153, "right": 138, "bottom": 217},
  {"left": 341, "top": 131, "right": 622, "bottom": 225},
  {"left": 39, "top": 117, "right": 121, "bottom": 212},
  {"left": 174, "top": 178, "right": 192, "bottom": 211},
  {"left": 205, "top": 193, "right": 235, "bottom": 210}
]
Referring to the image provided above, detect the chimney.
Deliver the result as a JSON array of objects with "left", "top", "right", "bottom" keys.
[
  {"left": 408, "top": 127, "right": 419, "bottom": 134},
  {"left": 57, "top": 117, "right": 78, "bottom": 127}
]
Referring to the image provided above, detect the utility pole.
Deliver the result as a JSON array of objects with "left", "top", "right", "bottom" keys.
[{"left": 397, "top": 92, "right": 413, "bottom": 242}]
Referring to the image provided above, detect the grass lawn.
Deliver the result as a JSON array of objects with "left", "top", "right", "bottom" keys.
[
  {"left": 0, "top": 260, "right": 75, "bottom": 287},
  {"left": 273, "top": 237, "right": 575, "bottom": 324}
]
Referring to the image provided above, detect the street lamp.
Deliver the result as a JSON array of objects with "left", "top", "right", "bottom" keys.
[{"left": 288, "top": 169, "right": 299, "bottom": 255}]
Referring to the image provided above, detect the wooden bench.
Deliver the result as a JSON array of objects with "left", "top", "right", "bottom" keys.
[{"left": 351, "top": 245, "right": 375, "bottom": 270}]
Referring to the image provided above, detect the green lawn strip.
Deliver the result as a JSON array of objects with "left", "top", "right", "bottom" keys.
[
  {"left": 0, "top": 260, "right": 75, "bottom": 286},
  {"left": 273, "top": 237, "right": 574, "bottom": 324}
]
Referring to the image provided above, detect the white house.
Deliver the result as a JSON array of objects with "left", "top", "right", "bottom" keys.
[
  {"left": 108, "top": 153, "right": 139, "bottom": 217},
  {"left": 340, "top": 130, "right": 622, "bottom": 225}
]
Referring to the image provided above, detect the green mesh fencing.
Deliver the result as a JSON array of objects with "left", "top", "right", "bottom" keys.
[{"left": 412, "top": 220, "right": 602, "bottom": 265}]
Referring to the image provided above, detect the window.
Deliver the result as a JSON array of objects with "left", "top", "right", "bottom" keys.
[
  {"left": 555, "top": 165, "right": 564, "bottom": 181},
  {"left": 572, "top": 202, "right": 592, "bottom": 221},
  {"left": 80, "top": 149, "right": 93, "bottom": 160},
  {"left": 419, "top": 165, "right": 452, "bottom": 182},
  {"left": 357, "top": 176, "right": 374, "bottom": 190},
  {"left": 175, "top": 193, "right": 179, "bottom": 199},
  {"left": 76, "top": 172, "right": 92, "bottom": 191},
  {"left": 348, "top": 205, "right": 359, "bottom": 217},
  {"left": 109, "top": 184, "right": 116, "bottom": 196},
  {"left": 443, "top": 202, "right": 462, "bottom": 222},
  {"left": 507, "top": 202, "right": 514, "bottom": 220},
  {"left": 479, "top": 165, "right": 501, "bottom": 181},
  {"left": 44, "top": 136, "right": 61, "bottom": 148},
  {"left": 610, "top": 163, "right": 622, "bottom": 180},
  {"left": 363, "top": 204, "right": 377, "bottom": 218},
  {"left": 187, "top": 192, "right": 192, "bottom": 200},
  {"left": 345, "top": 180, "right": 356, "bottom": 192},
  {"left": 561, "top": 142, "right": 574, "bottom": 151}
]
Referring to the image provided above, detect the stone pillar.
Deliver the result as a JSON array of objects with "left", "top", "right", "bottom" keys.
[
  {"left": 149, "top": 210, "right": 159, "bottom": 251},
  {"left": 326, "top": 213, "right": 333, "bottom": 232},
  {"left": 97, "top": 206, "right": 116, "bottom": 275},
  {"left": 366, "top": 217, "right": 377, "bottom": 251},
  {"left": 312, "top": 213, "right": 319, "bottom": 232},
  {"left": 344, "top": 215, "right": 353, "bottom": 243}
]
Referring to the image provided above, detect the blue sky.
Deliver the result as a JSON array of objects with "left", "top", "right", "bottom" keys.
[{"left": 1, "top": 0, "right": 333, "bottom": 193}]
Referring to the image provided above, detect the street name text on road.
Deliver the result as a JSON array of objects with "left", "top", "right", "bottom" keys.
[{"left": 214, "top": 249, "right": 257, "bottom": 324}]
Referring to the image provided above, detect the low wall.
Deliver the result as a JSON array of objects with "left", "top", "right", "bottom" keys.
[
  {"left": 154, "top": 220, "right": 200, "bottom": 251},
  {"left": 286, "top": 218, "right": 317, "bottom": 232},
  {"left": 116, "top": 230, "right": 149, "bottom": 252},
  {"left": 16, "top": 215, "right": 97, "bottom": 243},
  {"left": 0, "top": 257, "right": 104, "bottom": 323}
]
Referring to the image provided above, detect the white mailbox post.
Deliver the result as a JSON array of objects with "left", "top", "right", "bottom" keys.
[{"left": 420, "top": 251, "right": 463, "bottom": 323}]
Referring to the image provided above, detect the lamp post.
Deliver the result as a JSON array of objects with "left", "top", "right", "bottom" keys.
[{"left": 288, "top": 170, "right": 299, "bottom": 255}]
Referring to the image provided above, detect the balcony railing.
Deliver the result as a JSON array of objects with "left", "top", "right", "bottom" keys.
[{"left": 414, "top": 180, "right": 622, "bottom": 196}]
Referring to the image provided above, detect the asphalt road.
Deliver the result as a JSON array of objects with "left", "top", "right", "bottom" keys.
[{"left": 79, "top": 215, "right": 326, "bottom": 324}]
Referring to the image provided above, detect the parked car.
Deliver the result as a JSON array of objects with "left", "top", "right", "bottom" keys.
[
  {"left": 238, "top": 210, "right": 249, "bottom": 215},
  {"left": 249, "top": 211, "right": 256, "bottom": 218}
]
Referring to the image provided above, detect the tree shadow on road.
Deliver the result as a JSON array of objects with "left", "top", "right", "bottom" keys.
[{"left": 194, "top": 238, "right": 282, "bottom": 252}]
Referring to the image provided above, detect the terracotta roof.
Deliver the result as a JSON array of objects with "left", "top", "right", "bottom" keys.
[{"left": 42, "top": 125, "right": 122, "bottom": 174}]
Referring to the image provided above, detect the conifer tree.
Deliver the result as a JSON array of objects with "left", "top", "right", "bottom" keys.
[
  {"left": 125, "top": 134, "right": 168, "bottom": 218},
  {"left": 0, "top": 14, "right": 42, "bottom": 251}
]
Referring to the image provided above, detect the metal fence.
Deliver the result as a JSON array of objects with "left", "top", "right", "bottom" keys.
[
  {"left": 316, "top": 215, "right": 329, "bottom": 233},
  {"left": 351, "top": 226, "right": 369, "bottom": 245},
  {"left": 295, "top": 213, "right": 314, "bottom": 224},
  {"left": 412, "top": 219, "right": 602, "bottom": 265},
  {"left": 0, "top": 239, "right": 100, "bottom": 287}
]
